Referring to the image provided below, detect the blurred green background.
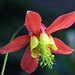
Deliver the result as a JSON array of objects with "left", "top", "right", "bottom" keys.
[{"left": 0, "top": 0, "right": 75, "bottom": 75}]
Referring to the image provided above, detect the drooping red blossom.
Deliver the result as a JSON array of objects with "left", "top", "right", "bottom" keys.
[{"left": 0, "top": 10, "right": 75, "bottom": 73}]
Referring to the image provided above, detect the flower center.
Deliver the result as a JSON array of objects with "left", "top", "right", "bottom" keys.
[
  {"left": 30, "top": 32, "right": 57, "bottom": 68},
  {"left": 38, "top": 43, "right": 55, "bottom": 68}
]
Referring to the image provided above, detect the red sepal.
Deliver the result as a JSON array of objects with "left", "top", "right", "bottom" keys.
[
  {"left": 20, "top": 45, "right": 39, "bottom": 73},
  {"left": 25, "top": 11, "right": 42, "bottom": 35},
  {"left": 0, "top": 35, "right": 30, "bottom": 54},
  {"left": 45, "top": 11, "right": 75, "bottom": 34}
]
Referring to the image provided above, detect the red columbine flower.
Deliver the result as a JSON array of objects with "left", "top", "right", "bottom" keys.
[{"left": 0, "top": 10, "right": 75, "bottom": 73}]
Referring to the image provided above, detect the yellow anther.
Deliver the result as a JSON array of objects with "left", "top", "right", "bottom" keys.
[
  {"left": 51, "top": 55, "right": 55, "bottom": 60},
  {"left": 40, "top": 61, "right": 43, "bottom": 66},
  {"left": 44, "top": 63, "right": 47, "bottom": 66},
  {"left": 51, "top": 55, "right": 55, "bottom": 58}
]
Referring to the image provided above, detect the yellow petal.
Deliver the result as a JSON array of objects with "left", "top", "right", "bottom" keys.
[
  {"left": 30, "top": 35, "right": 39, "bottom": 51},
  {"left": 40, "top": 32, "right": 52, "bottom": 45},
  {"left": 48, "top": 36, "right": 58, "bottom": 51},
  {"left": 31, "top": 47, "right": 39, "bottom": 58},
  {"left": 39, "top": 32, "right": 57, "bottom": 51}
]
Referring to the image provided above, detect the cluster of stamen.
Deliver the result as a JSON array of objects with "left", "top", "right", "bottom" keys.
[{"left": 38, "top": 43, "right": 55, "bottom": 68}]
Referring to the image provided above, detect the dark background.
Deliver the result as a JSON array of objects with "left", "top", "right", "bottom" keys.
[{"left": 0, "top": 0, "right": 75, "bottom": 75}]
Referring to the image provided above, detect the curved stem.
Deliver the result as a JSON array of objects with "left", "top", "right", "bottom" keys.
[
  {"left": 1, "top": 25, "right": 25, "bottom": 75},
  {"left": 10, "top": 25, "right": 25, "bottom": 42}
]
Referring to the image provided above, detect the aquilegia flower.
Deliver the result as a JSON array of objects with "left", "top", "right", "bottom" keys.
[{"left": 0, "top": 11, "right": 75, "bottom": 73}]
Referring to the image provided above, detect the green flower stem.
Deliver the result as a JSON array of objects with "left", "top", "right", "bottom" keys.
[
  {"left": 1, "top": 53, "right": 8, "bottom": 75},
  {"left": 1, "top": 25, "right": 25, "bottom": 75}
]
